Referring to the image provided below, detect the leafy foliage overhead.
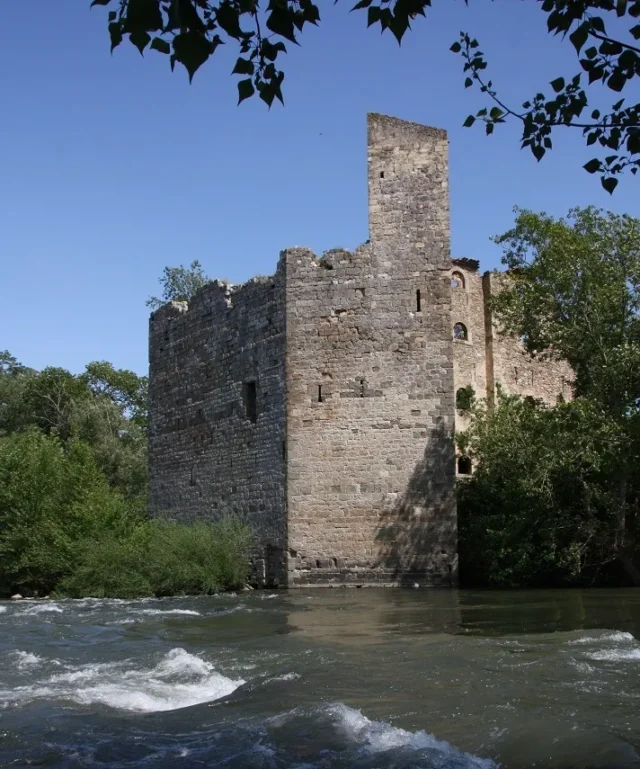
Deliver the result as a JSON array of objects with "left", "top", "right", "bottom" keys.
[{"left": 92, "top": 0, "right": 640, "bottom": 190}]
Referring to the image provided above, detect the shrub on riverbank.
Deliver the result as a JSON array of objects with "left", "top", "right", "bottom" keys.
[
  {"left": 457, "top": 393, "right": 639, "bottom": 587},
  {"left": 0, "top": 430, "right": 251, "bottom": 598},
  {"left": 59, "top": 519, "right": 252, "bottom": 599}
]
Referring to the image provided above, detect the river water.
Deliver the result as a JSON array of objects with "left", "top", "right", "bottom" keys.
[{"left": 0, "top": 589, "right": 639, "bottom": 769}]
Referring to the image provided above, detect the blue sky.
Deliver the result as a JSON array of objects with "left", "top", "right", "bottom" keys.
[{"left": 1, "top": 2, "right": 638, "bottom": 375}]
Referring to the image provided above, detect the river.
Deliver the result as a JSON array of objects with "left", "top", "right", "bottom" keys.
[{"left": 0, "top": 588, "right": 638, "bottom": 768}]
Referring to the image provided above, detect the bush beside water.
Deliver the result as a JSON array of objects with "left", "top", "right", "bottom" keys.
[{"left": 0, "top": 430, "right": 251, "bottom": 598}]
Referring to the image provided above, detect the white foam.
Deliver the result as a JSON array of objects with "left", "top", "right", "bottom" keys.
[
  {"left": 269, "top": 672, "right": 300, "bottom": 682},
  {"left": 570, "top": 631, "right": 634, "bottom": 645},
  {"left": 21, "top": 604, "right": 63, "bottom": 615},
  {"left": 0, "top": 648, "right": 244, "bottom": 713},
  {"left": 586, "top": 648, "right": 640, "bottom": 662},
  {"left": 331, "top": 704, "right": 496, "bottom": 767},
  {"left": 11, "top": 651, "right": 43, "bottom": 669},
  {"left": 0, "top": 606, "right": 7, "bottom": 614},
  {"left": 137, "top": 609, "right": 201, "bottom": 617}
]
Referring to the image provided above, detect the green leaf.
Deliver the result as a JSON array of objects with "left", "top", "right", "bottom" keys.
[
  {"left": 532, "top": 144, "right": 545, "bottom": 161},
  {"left": 601, "top": 176, "right": 618, "bottom": 194},
  {"left": 150, "top": 37, "right": 171, "bottom": 54},
  {"left": 216, "top": 2, "right": 243, "bottom": 38},
  {"left": 108, "top": 10, "right": 117, "bottom": 21},
  {"left": 351, "top": 0, "right": 373, "bottom": 9},
  {"left": 463, "top": 115, "right": 475, "bottom": 128},
  {"left": 172, "top": 31, "right": 213, "bottom": 82},
  {"left": 367, "top": 6, "right": 381, "bottom": 26},
  {"left": 583, "top": 158, "right": 601, "bottom": 173},
  {"left": 261, "top": 40, "right": 286, "bottom": 61},
  {"left": 124, "top": 0, "right": 163, "bottom": 32},
  {"left": 464, "top": 77, "right": 472, "bottom": 88},
  {"left": 607, "top": 70, "right": 626, "bottom": 92},
  {"left": 266, "top": 7, "right": 298, "bottom": 42},
  {"left": 237, "top": 78, "right": 255, "bottom": 104},
  {"left": 233, "top": 57, "right": 254, "bottom": 75},
  {"left": 631, "top": 23, "right": 640, "bottom": 39},
  {"left": 569, "top": 22, "right": 589, "bottom": 53},
  {"left": 109, "top": 21, "right": 123, "bottom": 52},
  {"left": 450, "top": 41, "right": 462, "bottom": 53},
  {"left": 550, "top": 77, "right": 564, "bottom": 93},
  {"left": 489, "top": 107, "right": 503, "bottom": 120},
  {"left": 130, "top": 30, "right": 151, "bottom": 55},
  {"left": 91, "top": 0, "right": 111, "bottom": 5}
]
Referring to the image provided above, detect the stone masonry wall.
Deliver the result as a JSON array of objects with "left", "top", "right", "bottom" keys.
[
  {"left": 451, "top": 259, "right": 488, "bottom": 437},
  {"left": 483, "top": 272, "right": 573, "bottom": 405},
  {"left": 148, "top": 267, "right": 288, "bottom": 586},
  {"left": 283, "top": 114, "right": 457, "bottom": 586}
]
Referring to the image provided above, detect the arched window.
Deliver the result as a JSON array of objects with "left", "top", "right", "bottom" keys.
[
  {"left": 451, "top": 271, "right": 465, "bottom": 289},
  {"left": 457, "top": 456, "right": 472, "bottom": 475},
  {"left": 453, "top": 322, "right": 468, "bottom": 341}
]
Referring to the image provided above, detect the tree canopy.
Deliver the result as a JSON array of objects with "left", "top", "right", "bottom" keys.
[
  {"left": 457, "top": 206, "right": 640, "bottom": 587},
  {"left": 92, "top": 0, "right": 640, "bottom": 191},
  {"left": 146, "top": 260, "right": 211, "bottom": 309}
]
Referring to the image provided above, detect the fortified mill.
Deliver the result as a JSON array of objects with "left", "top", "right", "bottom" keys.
[{"left": 148, "top": 114, "right": 570, "bottom": 588}]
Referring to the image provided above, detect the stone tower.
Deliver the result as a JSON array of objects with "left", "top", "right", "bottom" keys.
[{"left": 148, "top": 113, "right": 458, "bottom": 587}]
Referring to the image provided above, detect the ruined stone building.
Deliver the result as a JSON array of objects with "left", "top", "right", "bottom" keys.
[{"left": 148, "top": 114, "right": 571, "bottom": 588}]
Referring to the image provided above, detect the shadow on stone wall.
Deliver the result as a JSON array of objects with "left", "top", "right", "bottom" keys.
[{"left": 374, "top": 418, "right": 457, "bottom": 585}]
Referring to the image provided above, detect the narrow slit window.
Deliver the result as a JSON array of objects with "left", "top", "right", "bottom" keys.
[
  {"left": 380, "top": 171, "right": 384, "bottom": 179},
  {"left": 416, "top": 289, "right": 421, "bottom": 312},
  {"left": 243, "top": 380, "right": 257, "bottom": 423},
  {"left": 318, "top": 385, "right": 323, "bottom": 403},
  {"left": 359, "top": 379, "right": 365, "bottom": 398}
]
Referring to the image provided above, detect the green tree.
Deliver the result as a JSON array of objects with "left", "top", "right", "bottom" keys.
[
  {"left": 91, "top": 0, "right": 640, "bottom": 190},
  {"left": 457, "top": 393, "right": 635, "bottom": 587},
  {"left": 146, "top": 260, "right": 211, "bottom": 310},
  {"left": 492, "top": 207, "right": 640, "bottom": 421},
  {"left": 470, "top": 206, "right": 640, "bottom": 584},
  {"left": 0, "top": 354, "right": 148, "bottom": 499},
  {"left": 0, "top": 430, "right": 140, "bottom": 595}
]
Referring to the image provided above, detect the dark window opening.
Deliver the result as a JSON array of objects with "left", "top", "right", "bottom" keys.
[
  {"left": 457, "top": 456, "right": 472, "bottom": 475},
  {"left": 416, "top": 289, "right": 422, "bottom": 312},
  {"left": 282, "top": 440, "right": 287, "bottom": 460},
  {"left": 243, "top": 380, "right": 257, "bottom": 423},
  {"left": 380, "top": 171, "right": 384, "bottom": 178},
  {"left": 318, "top": 385, "right": 323, "bottom": 403},
  {"left": 456, "top": 386, "right": 475, "bottom": 411},
  {"left": 359, "top": 379, "right": 365, "bottom": 398},
  {"left": 453, "top": 322, "right": 468, "bottom": 341}
]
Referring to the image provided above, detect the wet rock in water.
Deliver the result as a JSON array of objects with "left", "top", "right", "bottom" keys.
[{"left": 10, "top": 594, "right": 23, "bottom": 600}]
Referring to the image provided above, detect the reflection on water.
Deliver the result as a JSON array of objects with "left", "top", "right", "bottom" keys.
[{"left": 0, "top": 588, "right": 639, "bottom": 769}]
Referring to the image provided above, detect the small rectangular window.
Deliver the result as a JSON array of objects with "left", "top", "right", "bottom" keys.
[
  {"left": 318, "top": 385, "right": 323, "bottom": 403},
  {"left": 416, "top": 289, "right": 421, "bottom": 312},
  {"left": 243, "top": 380, "right": 257, "bottom": 423},
  {"left": 359, "top": 379, "right": 365, "bottom": 398}
]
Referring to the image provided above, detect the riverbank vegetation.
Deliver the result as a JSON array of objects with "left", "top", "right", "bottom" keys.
[
  {"left": 0, "top": 355, "right": 251, "bottom": 598},
  {"left": 458, "top": 207, "right": 640, "bottom": 587}
]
